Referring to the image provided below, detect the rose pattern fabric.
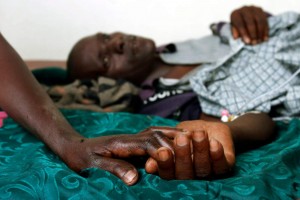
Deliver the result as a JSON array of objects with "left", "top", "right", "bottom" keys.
[{"left": 0, "top": 110, "right": 299, "bottom": 199}]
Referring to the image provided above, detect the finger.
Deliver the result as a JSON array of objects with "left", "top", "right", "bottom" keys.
[
  {"left": 149, "top": 126, "right": 191, "bottom": 139},
  {"left": 142, "top": 127, "right": 190, "bottom": 158},
  {"left": 209, "top": 139, "right": 230, "bottom": 176},
  {"left": 253, "top": 7, "right": 268, "bottom": 43},
  {"left": 145, "top": 157, "right": 158, "bottom": 174},
  {"left": 145, "top": 148, "right": 176, "bottom": 180},
  {"left": 263, "top": 12, "right": 269, "bottom": 41},
  {"left": 192, "top": 130, "right": 212, "bottom": 178},
  {"left": 241, "top": 7, "right": 259, "bottom": 44},
  {"left": 231, "top": 10, "right": 251, "bottom": 44},
  {"left": 176, "top": 120, "right": 205, "bottom": 133},
  {"left": 145, "top": 130, "right": 174, "bottom": 157},
  {"left": 231, "top": 26, "right": 240, "bottom": 39},
  {"left": 156, "top": 147, "right": 175, "bottom": 180},
  {"left": 174, "top": 134, "right": 194, "bottom": 179},
  {"left": 109, "top": 130, "right": 173, "bottom": 159},
  {"left": 89, "top": 155, "right": 138, "bottom": 186},
  {"left": 103, "top": 128, "right": 181, "bottom": 163}
]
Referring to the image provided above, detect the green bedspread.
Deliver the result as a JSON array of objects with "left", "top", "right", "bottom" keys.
[{"left": 0, "top": 110, "right": 299, "bottom": 199}]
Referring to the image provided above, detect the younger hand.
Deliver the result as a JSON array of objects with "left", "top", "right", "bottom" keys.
[
  {"left": 145, "top": 120, "right": 235, "bottom": 180},
  {"left": 230, "top": 5, "right": 269, "bottom": 45}
]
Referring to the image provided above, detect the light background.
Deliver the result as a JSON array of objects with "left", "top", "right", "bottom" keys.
[{"left": 1, "top": 0, "right": 299, "bottom": 60}]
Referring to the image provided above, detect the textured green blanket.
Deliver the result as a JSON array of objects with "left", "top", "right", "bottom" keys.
[{"left": 0, "top": 110, "right": 299, "bottom": 199}]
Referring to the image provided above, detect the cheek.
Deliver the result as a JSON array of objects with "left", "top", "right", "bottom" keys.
[
  {"left": 109, "top": 49, "right": 154, "bottom": 80},
  {"left": 108, "top": 55, "right": 134, "bottom": 77}
]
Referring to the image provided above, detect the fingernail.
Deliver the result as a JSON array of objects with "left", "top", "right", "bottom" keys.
[
  {"left": 210, "top": 139, "right": 219, "bottom": 152},
  {"left": 243, "top": 37, "right": 250, "bottom": 44},
  {"left": 193, "top": 131, "right": 205, "bottom": 142},
  {"left": 264, "top": 36, "right": 268, "bottom": 41},
  {"left": 181, "top": 129, "right": 191, "bottom": 137},
  {"left": 252, "top": 40, "right": 257, "bottom": 45},
  {"left": 176, "top": 134, "right": 188, "bottom": 146},
  {"left": 181, "top": 129, "right": 189, "bottom": 133},
  {"left": 158, "top": 149, "right": 169, "bottom": 161},
  {"left": 124, "top": 170, "right": 137, "bottom": 185},
  {"left": 178, "top": 128, "right": 189, "bottom": 134}
]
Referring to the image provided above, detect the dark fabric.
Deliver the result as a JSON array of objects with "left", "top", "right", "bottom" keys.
[
  {"left": 138, "top": 91, "right": 201, "bottom": 121},
  {"left": 32, "top": 67, "right": 201, "bottom": 120},
  {"left": 0, "top": 110, "right": 299, "bottom": 199},
  {"left": 137, "top": 79, "right": 201, "bottom": 121},
  {"left": 45, "top": 77, "right": 140, "bottom": 112},
  {"left": 32, "top": 67, "right": 70, "bottom": 86},
  {"left": 33, "top": 67, "right": 140, "bottom": 112}
]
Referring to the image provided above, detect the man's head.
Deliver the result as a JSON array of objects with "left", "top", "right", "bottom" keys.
[{"left": 67, "top": 32, "right": 157, "bottom": 84}]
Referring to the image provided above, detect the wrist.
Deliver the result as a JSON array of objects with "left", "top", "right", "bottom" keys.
[{"left": 40, "top": 126, "right": 86, "bottom": 159}]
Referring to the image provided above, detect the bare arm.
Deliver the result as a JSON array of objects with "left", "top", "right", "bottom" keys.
[
  {"left": 0, "top": 33, "right": 81, "bottom": 157},
  {"left": 146, "top": 112, "right": 275, "bottom": 179},
  {"left": 226, "top": 112, "right": 275, "bottom": 152},
  {"left": 0, "top": 33, "right": 188, "bottom": 185}
]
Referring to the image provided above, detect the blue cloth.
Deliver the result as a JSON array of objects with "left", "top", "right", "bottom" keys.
[{"left": 0, "top": 110, "right": 299, "bottom": 199}]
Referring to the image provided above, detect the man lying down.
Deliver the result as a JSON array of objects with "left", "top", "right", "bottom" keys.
[{"left": 36, "top": 6, "right": 300, "bottom": 182}]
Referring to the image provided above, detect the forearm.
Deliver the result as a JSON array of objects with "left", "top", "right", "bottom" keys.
[
  {"left": 225, "top": 112, "right": 275, "bottom": 151},
  {"left": 0, "top": 33, "right": 83, "bottom": 157}
]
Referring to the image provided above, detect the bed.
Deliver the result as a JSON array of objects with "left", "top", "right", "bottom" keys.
[{"left": 0, "top": 66, "right": 299, "bottom": 199}]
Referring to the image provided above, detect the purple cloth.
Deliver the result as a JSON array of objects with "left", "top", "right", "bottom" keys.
[{"left": 137, "top": 79, "right": 201, "bottom": 121}]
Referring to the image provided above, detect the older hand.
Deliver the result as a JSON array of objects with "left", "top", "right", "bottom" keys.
[
  {"left": 145, "top": 120, "right": 235, "bottom": 180},
  {"left": 230, "top": 5, "right": 269, "bottom": 45},
  {"left": 62, "top": 127, "right": 184, "bottom": 185}
]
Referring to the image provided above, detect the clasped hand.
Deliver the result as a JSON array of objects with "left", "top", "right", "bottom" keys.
[
  {"left": 145, "top": 120, "right": 235, "bottom": 180},
  {"left": 63, "top": 121, "right": 235, "bottom": 185}
]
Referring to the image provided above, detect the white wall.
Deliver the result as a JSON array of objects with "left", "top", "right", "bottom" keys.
[{"left": 1, "top": 0, "right": 300, "bottom": 60}]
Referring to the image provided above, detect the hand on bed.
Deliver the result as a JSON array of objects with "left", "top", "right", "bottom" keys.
[
  {"left": 145, "top": 120, "right": 235, "bottom": 179},
  {"left": 62, "top": 127, "right": 184, "bottom": 186},
  {"left": 230, "top": 5, "right": 269, "bottom": 45}
]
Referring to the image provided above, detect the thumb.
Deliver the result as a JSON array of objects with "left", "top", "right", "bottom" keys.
[
  {"left": 145, "top": 157, "right": 158, "bottom": 174},
  {"left": 90, "top": 155, "right": 139, "bottom": 186}
]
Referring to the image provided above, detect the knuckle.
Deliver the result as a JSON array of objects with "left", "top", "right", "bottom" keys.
[
  {"left": 177, "top": 121, "right": 189, "bottom": 127},
  {"left": 89, "top": 153, "right": 103, "bottom": 166},
  {"left": 244, "top": 6, "right": 251, "bottom": 10},
  {"left": 142, "top": 126, "right": 157, "bottom": 134},
  {"left": 152, "top": 130, "right": 164, "bottom": 140},
  {"left": 145, "top": 127, "right": 153, "bottom": 132},
  {"left": 147, "top": 126, "right": 160, "bottom": 132},
  {"left": 257, "top": 18, "right": 267, "bottom": 24},
  {"left": 240, "top": 6, "right": 247, "bottom": 11},
  {"left": 257, "top": 7, "right": 263, "bottom": 12},
  {"left": 235, "top": 21, "right": 245, "bottom": 29},
  {"left": 231, "top": 10, "right": 238, "bottom": 18},
  {"left": 115, "top": 165, "right": 135, "bottom": 176}
]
